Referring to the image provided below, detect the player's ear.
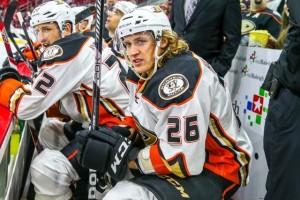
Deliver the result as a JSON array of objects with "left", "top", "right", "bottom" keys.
[
  {"left": 64, "top": 22, "right": 73, "bottom": 36},
  {"left": 160, "top": 37, "right": 168, "bottom": 48}
]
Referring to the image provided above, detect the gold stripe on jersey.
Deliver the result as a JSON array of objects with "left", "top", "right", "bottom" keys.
[
  {"left": 11, "top": 87, "right": 28, "bottom": 113},
  {"left": 74, "top": 93, "right": 90, "bottom": 122},
  {"left": 80, "top": 84, "right": 93, "bottom": 96},
  {"left": 137, "top": 79, "right": 148, "bottom": 94},
  {"left": 163, "top": 158, "right": 186, "bottom": 178},
  {"left": 163, "top": 153, "right": 190, "bottom": 178},
  {"left": 101, "top": 98, "right": 125, "bottom": 121},
  {"left": 151, "top": 144, "right": 190, "bottom": 178},
  {"left": 133, "top": 115, "right": 158, "bottom": 146},
  {"left": 208, "top": 113, "right": 250, "bottom": 186}
]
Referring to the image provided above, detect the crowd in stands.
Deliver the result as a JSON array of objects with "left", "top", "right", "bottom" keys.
[{"left": 1, "top": 0, "right": 288, "bottom": 51}]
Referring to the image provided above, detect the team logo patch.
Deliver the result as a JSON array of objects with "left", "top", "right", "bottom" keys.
[
  {"left": 42, "top": 45, "right": 63, "bottom": 61},
  {"left": 241, "top": 19, "right": 256, "bottom": 35},
  {"left": 158, "top": 74, "right": 189, "bottom": 100}
]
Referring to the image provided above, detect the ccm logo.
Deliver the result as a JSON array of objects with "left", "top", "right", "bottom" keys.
[{"left": 111, "top": 139, "right": 131, "bottom": 174}]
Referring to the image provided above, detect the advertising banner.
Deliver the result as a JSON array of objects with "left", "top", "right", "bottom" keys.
[{"left": 225, "top": 46, "right": 282, "bottom": 200}]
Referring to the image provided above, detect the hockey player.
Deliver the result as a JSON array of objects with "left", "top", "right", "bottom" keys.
[
  {"left": 72, "top": 5, "right": 95, "bottom": 37},
  {"left": 75, "top": 6, "right": 253, "bottom": 200},
  {"left": 0, "top": 1, "right": 136, "bottom": 198},
  {"left": 105, "top": 0, "right": 137, "bottom": 67}
]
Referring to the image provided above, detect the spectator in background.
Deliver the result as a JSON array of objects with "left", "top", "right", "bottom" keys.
[
  {"left": 241, "top": 0, "right": 282, "bottom": 47},
  {"left": 106, "top": 0, "right": 115, "bottom": 11},
  {"left": 72, "top": 6, "right": 95, "bottom": 37},
  {"left": 170, "top": 0, "right": 241, "bottom": 77},
  {"left": 275, "top": 0, "right": 289, "bottom": 49},
  {"left": 105, "top": 0, "right": 137, "bottom": 64},
  {"left": 240, "top": 0, "right": 250, "bottom": 11},
  {"left": 159, "top": 3, "right": 170, "bottom": 18}
]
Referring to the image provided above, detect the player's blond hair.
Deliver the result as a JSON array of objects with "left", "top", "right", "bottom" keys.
[{"left": 158, "top": 30, "right": 189, "bottom": 67}]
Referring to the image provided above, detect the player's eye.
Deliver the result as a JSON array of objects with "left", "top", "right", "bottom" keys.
[
  {"left": 135, "top": 40, "right": 146, "bottom": 46},
  {"left": 123, "top": 42, "right": 131, "bottom": 48}
]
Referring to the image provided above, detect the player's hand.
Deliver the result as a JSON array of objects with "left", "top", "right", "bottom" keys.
[
  {"left": 111, "top": 125, "right": 131, "bottom": 137},
  {"left": 0, "top": 67, "right": 32, "bottom": 84},
  {"left": 63, "top": 120, "right": 84, "bottom": 141},
  {"left": 75, "top": 127, "right": 133, "bottom": 181},
  {"left": 0, "top": 67, "right": 21, "bottom": 83},
  {"left": 111, "top": 125, "right": 141, "bottom": 146}
]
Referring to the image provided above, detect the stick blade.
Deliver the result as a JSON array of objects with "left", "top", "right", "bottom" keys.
[
  {"left": 4, "top": 0, "right": 18, "bottom": 32},
  {"left": 75, "top": 5, "right": 96, "bottom": 24}
]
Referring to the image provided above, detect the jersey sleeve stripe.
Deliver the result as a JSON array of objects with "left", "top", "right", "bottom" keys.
[
  {"left": 205, "top": 113, "right": 251, "bottom": 185},
  {"left": 150, "top": 143, "right": 171, "bottom": 175},
  {"left": 164, "top": 153, "right": 190, "bottom": 178},
  {"left": 0, "top": 79, "right": 25, "bottom": 109}
]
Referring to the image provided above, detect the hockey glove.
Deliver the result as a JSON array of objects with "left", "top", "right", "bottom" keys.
[
  {"left": 0, "top": 67, "right": 21, "bottom": 83},
  {"left": 111, "top": 125, "right": 131, "bottom": 137},
  {"left": 63, "top": 120, "right": 84, "bottom": 141},
  {"left": 111, "top": 125, "right": 141, "bottom": 146},
  {"left": 76, "top": 127, "right": 133, "bottom": 181},
  {"left": 0, "top": 67, "right": 32, "bottom": 84}
]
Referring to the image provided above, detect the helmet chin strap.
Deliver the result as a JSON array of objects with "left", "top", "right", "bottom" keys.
[{"left": 128, "top": 45, "right": 169, "bottom": 81}]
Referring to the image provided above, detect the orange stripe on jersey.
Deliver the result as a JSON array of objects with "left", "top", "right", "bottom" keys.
[
  {"left": 67, "top": 150, "right": 78, "bottom": 160},
  {"left": 121, "top": 116, "right": 137, "bottom": 130},
  {"left": 204, "top": 114, "right": 251, "bottom": 185},
  {"left": 204, "top": 132, "right": 241, "bottom": 184},
  {"left": 126, "top": 78, "right": 138, "bottom": 85},
  {"left": 222, "top": 183, "right": 238, "bottom": 200},
  {"left": 150, "top": 144, "right": 171, "bottom": 175},
  {"left": 0, "top": 79, "right": 25, "bottom": 109},
  {"left": 81, "top": 83, "right": 92, "bottom": 92},
  {"left": 83, "top": 94, "right": 129, "bottom": 127}
]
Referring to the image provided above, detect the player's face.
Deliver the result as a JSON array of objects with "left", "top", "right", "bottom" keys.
[
  {"left": 105, "top": 9, "right": 123, "bottom": 33},
  {"left": 123, "top": 32, "right": 156, "bottom": 75},
  {"left": 34, "top": 22, "right": 61, "bottom": 48}
]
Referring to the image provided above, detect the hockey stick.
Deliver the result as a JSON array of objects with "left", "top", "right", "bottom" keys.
[
  {"left": 75, "top": 5, "right": 96, "bottom": 24},
  {"left": 16, "top": 12, "right": 38, "bottom": 64},
  {"left": 88, "top": 0, "right": 105, "bottom": 199},
  {"left": 1, "top": 27, "right": 18, "bottom": 69},
  {"left": 4, "top": 0, "right": 36, "bottom": 74},
  {"left": 1, "top": 2, "right": 18, "bottom": 69}
]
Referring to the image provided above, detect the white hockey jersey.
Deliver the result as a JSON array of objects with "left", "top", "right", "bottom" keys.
[
  {"left": 126, "top": 51, "right": 253, "bottom": 186},
  {"left": 0, "top": 33, "right": 135, "bottom": 128}
]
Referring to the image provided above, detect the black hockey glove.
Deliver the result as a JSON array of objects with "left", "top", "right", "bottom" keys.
[
  {"left": 111, "top": 125, "right": 141, "bottom": 146},
  {"left": 0, "top": 67, "right": 32, "bottom": 84},
  {"left": 111, "top": 126, "right": 131, "bottom": 137},
  {"left": 0, "top": 67, "right": 21, "bottom": 83},
  {"left": 63, "top": 120, "right": 84, "bottom": 141},
  {"left": 76, "top": 127, "right": 133, "bottom": 181}
]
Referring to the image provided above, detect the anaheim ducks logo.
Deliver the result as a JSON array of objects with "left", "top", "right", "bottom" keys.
[
  {"left": 242, "top": 19, "right": 256, "bottom": 35},
  {"left": 159, "top": 74, "right": 189, "bottom": 100},
  {"left": 42, "top": 45, "right": 63, "bottom": 61}
]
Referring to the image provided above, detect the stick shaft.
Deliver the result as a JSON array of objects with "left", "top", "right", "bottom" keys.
[{"left": 88, "top": 0, "right": 105, "bottom": 199}]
